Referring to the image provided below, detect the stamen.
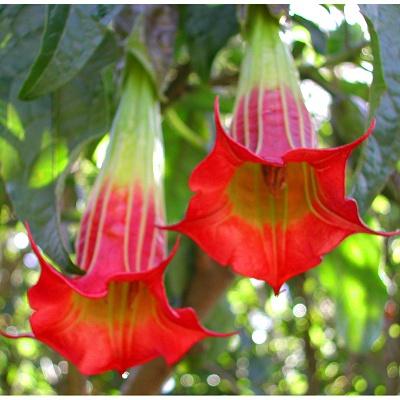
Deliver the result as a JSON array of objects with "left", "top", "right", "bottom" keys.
[{"left": 261, "top": 166, "right": 286, "bottom": 196}]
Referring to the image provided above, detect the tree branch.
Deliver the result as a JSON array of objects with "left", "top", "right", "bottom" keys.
[
  {"left": 208, "top": 40, "right": 369, "bottom": 99},
  {"left": 318, "top": 40, "right": 368, "bottom": 69},
  {"left": 295, "top": 275, "right": 321, "bottom": 395},
  {"left": 59, "top": 363, "right": 88, "bottom": 395},
  {"left": 164, "top": 62, "right": 192, "bottom": 108}
]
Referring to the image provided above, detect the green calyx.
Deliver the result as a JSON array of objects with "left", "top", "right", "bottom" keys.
[
  {"left": 124, "top": 6, "right": 177, "bottom": 101},
  {"left": 237, "top": 5, "right": 302, "bottom": 99},
  {"left": 100, "top": 56, "right": 164, "bottom": 191},
  {"left": 126, "top": 15, "right": 161, "bottom": 99}
]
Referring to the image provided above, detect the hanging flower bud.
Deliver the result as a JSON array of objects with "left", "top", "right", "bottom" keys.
[
  {"left": 2, "top": 59, "right": 226, "bottom": 375},
  {"left": 171, "top": 6, "right": 399, "bottom": 294}
]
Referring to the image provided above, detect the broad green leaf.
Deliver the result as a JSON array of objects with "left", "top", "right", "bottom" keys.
[
  {"left": 19, "top": 5, "right": 109, "bottom": 100},
  {"left": 184, "top": 5, "right": 239, "bottom": 81},
  {"left": 28, "top": 141, "right": 69, "bottom": 188},
  {"left": 352, "top": 5, "right": 400, "bottom": 214},
  {"left": 0, "top": 6, "right": 119, "bottom": 274},
  {"left": 317, "top": 234, "right": 387, "bottom": 353}
]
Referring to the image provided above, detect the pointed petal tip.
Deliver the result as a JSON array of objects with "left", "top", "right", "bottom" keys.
[
  {"left": 158, "top": 236, "right": 180, "bottom": 274},
  {"left": 213, "top": 95, "right": 220, "bottom": 113},
  {"left": 272, "top": 284, "right": 284, "bottom": 296},
  {"left": 156, "top": 236, "right": 180, "bottom": 272},
  {"left": 376, "top": 228, "right": 400, "bottom": 238},
  {"left": 213, "top": 96, "right": 226, "bottom": 138},
  {"left": 369, "top": 117, "right": 376, "bottom": 132},
  {"left": 200, "top": 324, "right": 238, "bottom": 339},
  {"left": 0, "top": 328, "right": 35, "bottom": 340},
  {"left": 154, "top": 223, "right": 169, "bottom": 230},
  {"left": 358, "top": 118, "right": 376, "bottom": 142},
  {"left": 348, "top": 199, "right": 400, "bottom": 238},
  {"left": 218, "top": 329, "right": 239, "bottom": 338},
  {"left": 345, "top": 118, "right": 376, "bottom": 151}
]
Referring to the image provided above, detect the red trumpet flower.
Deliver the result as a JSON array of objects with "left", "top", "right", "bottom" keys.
[
  {"left": 170, "top": 7, "right": 398, "bottom": 294},
  {"left": 1, "top": 59, "right": 225, "bottom": 375}
]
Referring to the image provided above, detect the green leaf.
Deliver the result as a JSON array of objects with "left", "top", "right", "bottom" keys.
[
  {"left": 317, "top": 234, "right": 387, "bottom": 353},
  {"left": 184, "top": 5, "right": 239, "bottom": 81},
  {"left": 19, "top": 5, "right": 108, "bottom": 100},
  {"left": 326, "top": 21, "right": 364, "bottom": 57},
  {"left": 352, "top": 5, "right": 400, "bottom": 214},
  {"left": 0, "top": 6, "right": 119, "bottom": 274},
  {"left": 292, "top": 14, "right": 327, "bottom": 55}
]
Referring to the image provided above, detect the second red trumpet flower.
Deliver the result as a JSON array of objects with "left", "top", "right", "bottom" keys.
[{"left": 171, "top": 6, "right": 398, "bottom": 294}]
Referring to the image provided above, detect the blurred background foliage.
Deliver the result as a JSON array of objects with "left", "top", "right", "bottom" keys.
[{"left": 0, "top": 3, "right": 400, "bottom": 395}]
